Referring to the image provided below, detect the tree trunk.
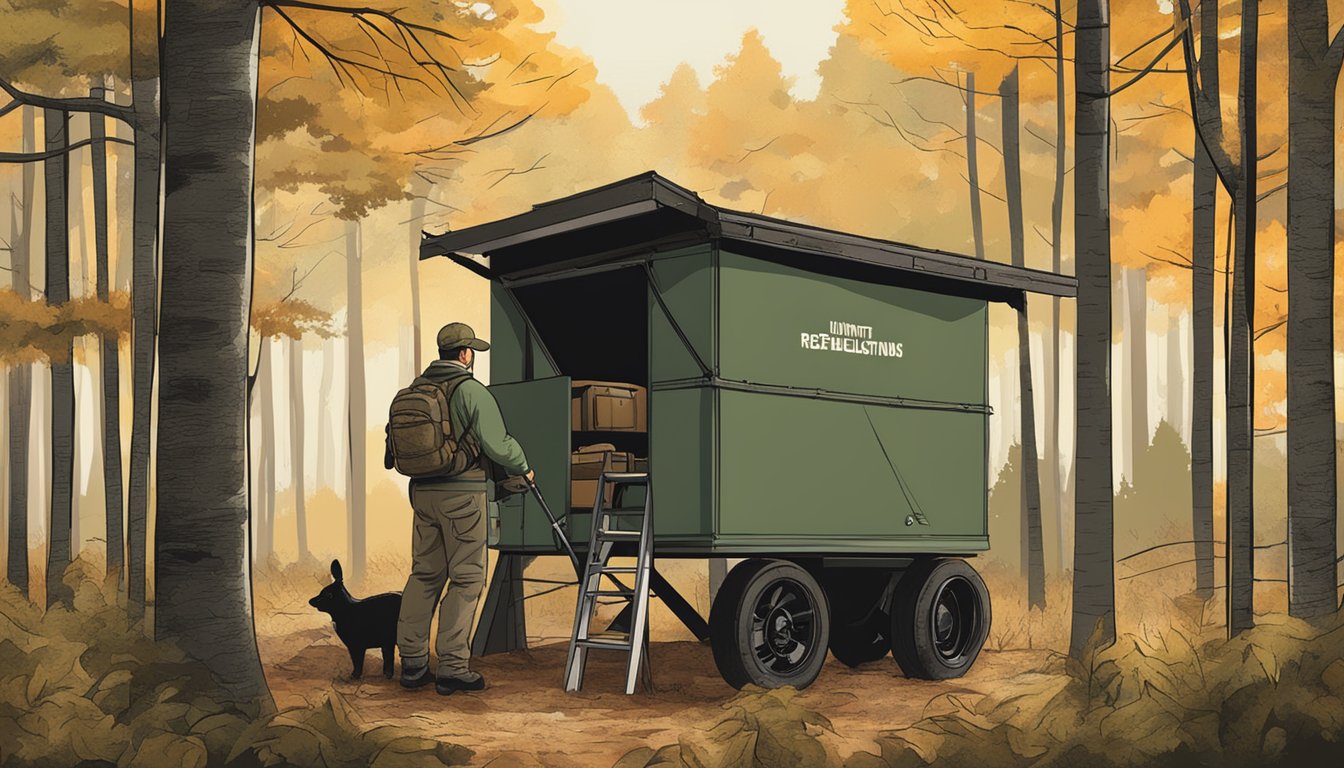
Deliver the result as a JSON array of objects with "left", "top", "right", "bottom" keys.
[
  {"left": 92, "top": 86, "right": 125, "bottom": 583},
  {"left": 1049, "top": 0, "right": 1067, "bottom": 572},
  {"left": 317, "top": 336, "right": 334, "bottom": 490},
  {"left": 114, "top": 92, "right": 134, "bottom": 295},
  {"left": 70, "top": 138, "right": 87, "bottom": 559},
  {"left": 346, "top": 219, "right": 367, "bottom": 583},
  {"left": 1188, "top": 0, "right": 1220, "bottom": 604},
  {"left": 1128, "top": 267, "right": 1149, "bottom": 460},
  {"left": 1285, "top": 0, "right": 1340, "bottom": 620},
  {"left": 44, "top": 108, "right": 76, "bottom": 609},
  {"left": 1117, "top": 274, "right": 1132, "bottom": 482},
  {"left": 154, "top": 0, "right": 272, "bottom": 712},
  {"left": 1225, "top": 0, "right": 1258, "bottom": 637},
  {"left": 965, "top": 72, "right": 985, "bottom": 260},
  {"left": 1069, "top": 0, "right": 1116, "bottom": 658},
  {"left": 408, "top": 175, "right": 428, "bottom": 377},
  {"left": 127, "top": 0, "right": 162, "bottom": 622},
  {"left": 290, "top": 336, "right": 309, "bottom": 561},
  {"left": 1001, "top": 68, "right": 1046, "bottom": 608},
  {"left": 256, "top": 343, "right": 275, "bottom": 564},
  {"left": 6, "top": 108, "right": 36, "bottom": 597},
  {"left": 1166, "top": 306, "right": 1184, "bottom": 436}
]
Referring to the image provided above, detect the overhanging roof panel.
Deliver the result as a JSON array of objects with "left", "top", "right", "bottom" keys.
[{"left": 420, "top": 172, "right": 1077, "bottom": 299}]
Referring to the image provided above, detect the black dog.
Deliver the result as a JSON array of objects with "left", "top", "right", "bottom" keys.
[{"left": 308, "top": 560, "right": 402, "bottom": 679}]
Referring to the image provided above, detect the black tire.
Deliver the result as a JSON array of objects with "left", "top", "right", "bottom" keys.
[
  {"left": 822, "top": 570, "right": 893, "bottom": 668},
  {"left": 889, "top": 558, "right": 990, "bottom": 680},
  {"left": 710, "top": 559, "right": 830, "bottom": 690}
]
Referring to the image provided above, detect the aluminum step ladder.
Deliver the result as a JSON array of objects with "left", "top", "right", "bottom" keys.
[{"left": 563, "top": 472, "right": 654, "bottom": 694}]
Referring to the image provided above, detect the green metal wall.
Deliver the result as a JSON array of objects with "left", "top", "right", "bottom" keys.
[
  {"left": 711, "top": 249, "right": 989, "bottom": 552},
  {"left": 487, "top": 244, "right": 991, "bottom": 555},
  {"left": 717, "top": 251, "right": 986, "bottom": 406},
  {"left": 648, "top": 246, "right": 717, "bottom": 543}
]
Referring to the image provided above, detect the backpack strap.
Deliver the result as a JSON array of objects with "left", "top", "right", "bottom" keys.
[{"left": 437, "top": 373, "right": 481, "bottom": 464}]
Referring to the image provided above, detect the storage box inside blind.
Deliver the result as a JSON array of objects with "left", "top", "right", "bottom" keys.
[
  {"left": 571, "top": 443, "right": 649, "bottom": 509},
  {"left": 571, "top": 380, "right": 648, "bottom": 432}
]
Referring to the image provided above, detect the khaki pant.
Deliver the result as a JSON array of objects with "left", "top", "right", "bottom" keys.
[{"left": 397, "top": 485, "right": 487, "bottom": 679}]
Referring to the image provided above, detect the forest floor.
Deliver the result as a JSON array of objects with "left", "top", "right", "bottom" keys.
[
  {"left": 249, "top": 555, "right": 1344, "bottom": 768},
  {"left": 255, "top": 557, "right": 1050, "bottom": 767},
  {"left": 261, "top": 633, "right": 1045, "bottom": 767},
  {"left": 4, "top": 554, "right": 1342, "bottom": 767}
]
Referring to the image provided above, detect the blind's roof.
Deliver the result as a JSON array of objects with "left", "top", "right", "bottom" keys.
[{"left": 420, "top": 171, "right": 1077, "bottom": 299}]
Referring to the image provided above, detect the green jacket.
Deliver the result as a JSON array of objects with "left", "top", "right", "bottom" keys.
[{"left": 385, "top": 360, "right": 530, "bottom": 487}]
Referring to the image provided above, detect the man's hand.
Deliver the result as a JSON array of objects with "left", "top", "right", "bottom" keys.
[{"left": 525, "top": 470, "right": 536, "bottom": 484}]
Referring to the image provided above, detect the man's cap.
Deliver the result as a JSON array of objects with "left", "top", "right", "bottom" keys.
[{"left": 437, "top": 322, "right": 490, "bottom": 352}]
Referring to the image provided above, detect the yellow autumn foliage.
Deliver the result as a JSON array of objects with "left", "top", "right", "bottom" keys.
[
  {"left": 251, "top": 298, "right": 336, "bottom": 341},
  {"left": 0, "top": 289, "right": 130, "bottom": 365},
  {"left": 0, "top": 558, "right": 473, "bottom": 768}
]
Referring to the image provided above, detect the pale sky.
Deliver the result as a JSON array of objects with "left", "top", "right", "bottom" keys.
[{"left": 535, "top": 0, "right": 848, "bottom": 121}]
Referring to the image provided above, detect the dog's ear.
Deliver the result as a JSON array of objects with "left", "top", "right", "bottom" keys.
[{"left": 331, "top": 560, "right": 343, "bottom": 582}]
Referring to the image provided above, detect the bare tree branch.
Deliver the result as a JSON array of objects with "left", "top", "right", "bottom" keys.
[
  {"left": 1091, "top": 31, "right": 1184, "bottom": 98},
  {"left": 1256, "top": 183, "right": 1286, "bottom": 202},
  {"left": 278, "top": 252, "right": 332, "bottom": 303},
  {"left": 264, "top": 0, "right": 466, "bottom": 41},
  {"left": 0, "top": 136, "right": 134, "bottom": 164},
  {"left": 738, "top": 136, "right": 781, "bottom": 163},
  {"left": 0, "top": 77, "right": 135, "bottom": 125},
  {"left": 486, "top": 153, "right": 550, "bottom": 190},
  {"left": 891, "top": 75, "right": 1001, "bottom": 97},
  {"left": 263, "top": 0, "right": 475, "bottom": 112}
]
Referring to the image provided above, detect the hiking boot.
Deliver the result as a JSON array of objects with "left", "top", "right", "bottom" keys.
[
  {"left": 400, "top": 663, "right": 433, "bottom": 690},
  {"left": 435, "top": 672, "right": 486, "bottom": 696}
]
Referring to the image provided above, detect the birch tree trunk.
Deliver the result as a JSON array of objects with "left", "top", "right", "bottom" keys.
[
  {"left": 92, "top": 85, "right": 125, "bottom": 583},
  {"left": 317, "top": 336, "right": 334, "bottom": 490},
  {"left": 154, "top": 0, "right": 272, "bottom": 711},
  {"left": 1225, "top": 0, "right": 1258, "bottom": 637},
  {"left": 45, "top": 108, "right": 76, "bottom": 609},
  {"left": 408, "top": 175, "right": 428, "bottom": 377},
  {"left": 1049, "top": 0, "right": 1067, "bottom": 572},
  {"left": 1187, "top": 0, "right": 1221, "bottom": 604},
  {"left": 1069, "top": 0, "right": 1116, "bottom": 658},
  {"left": 1128, "top": 267, "right": 1149, "bottom": 459},
  {"left": 1166, "top": 307, "right": 1184, "bottom": 437},
  {"left": 7, "top": 108, "right": 36, "bottom": 597},
  {"left": 965, "top": 72, "right": 985, "bottom": 260},
  {"left": 346, "top": 219, "right": 367, "bottom": 583},
  {"left": 70, "top": 126, "right": 88, "bottom": 560},
  {"left": 1001, "top": 68, "right": 1046, "bottom": 608},
  {"left": 256, "top": 344, "right": 275, "bottom": 564},
  {"left": 290, "top": 336, "right": 309, "bottom": 561},
  {"left": 127, "top": 0, "right": 162, "bottom": 622},
  {"left": 1285, "top": 0, "right": 1341, "bottom": 620}
]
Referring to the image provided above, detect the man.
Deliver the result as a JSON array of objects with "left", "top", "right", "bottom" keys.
[{"left": 387, "top": 322, "right": 532, "bottom": 695}]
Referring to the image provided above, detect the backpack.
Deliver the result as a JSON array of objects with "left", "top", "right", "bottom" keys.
[{"left": 387, "top": 375, "right": 479, "bottom": 478}]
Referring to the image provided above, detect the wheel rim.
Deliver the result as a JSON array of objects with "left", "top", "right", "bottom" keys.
[
  {"left": 750, "top": 578, "right": 820, "bottom": 676},
  {"left": 929, "top": 575, "right": 980, "bottom": 666}
]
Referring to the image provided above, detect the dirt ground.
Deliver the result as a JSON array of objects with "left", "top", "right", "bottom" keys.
[{"left": 260, "top": 625, "right": 1047, "bottom": 768}]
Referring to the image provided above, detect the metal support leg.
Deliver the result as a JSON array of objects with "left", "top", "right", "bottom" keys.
[
  {"left": 471, "top": 554, "right": 528, "bottom": 656},
  {"left": 605, "top": 567, "right": 710, "bottom": 641}
]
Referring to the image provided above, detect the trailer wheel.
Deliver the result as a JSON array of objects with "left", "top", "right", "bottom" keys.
[
  {"left": 710, "top": 559, "right": 830, "bottom": 690},
  {"left": 889, "top": 559, "right": 990, "bottom": 680},
  {"left": 822, "top": 570, "right": 893, "bottom": 668}
]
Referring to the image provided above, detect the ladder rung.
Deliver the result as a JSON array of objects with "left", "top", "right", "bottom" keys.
[
  {"left": 598, "top": 530, "right": 642, "bottom": 541},
  {"left": 597, "top": 565, "right": 638, "bottom": 574},
  {"left": 577, "top": 637, "right": 633, "bottom": 651},
  {"left": 590, "top": 589, "right": 634, "bottom": 598},
  {"left": 600, "top": 473, "right": 648, "bottom": 484}
]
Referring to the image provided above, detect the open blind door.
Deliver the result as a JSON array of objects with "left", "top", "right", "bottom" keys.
[{"left": 488, "top": 376, "right": 571, "bottom": 552}]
